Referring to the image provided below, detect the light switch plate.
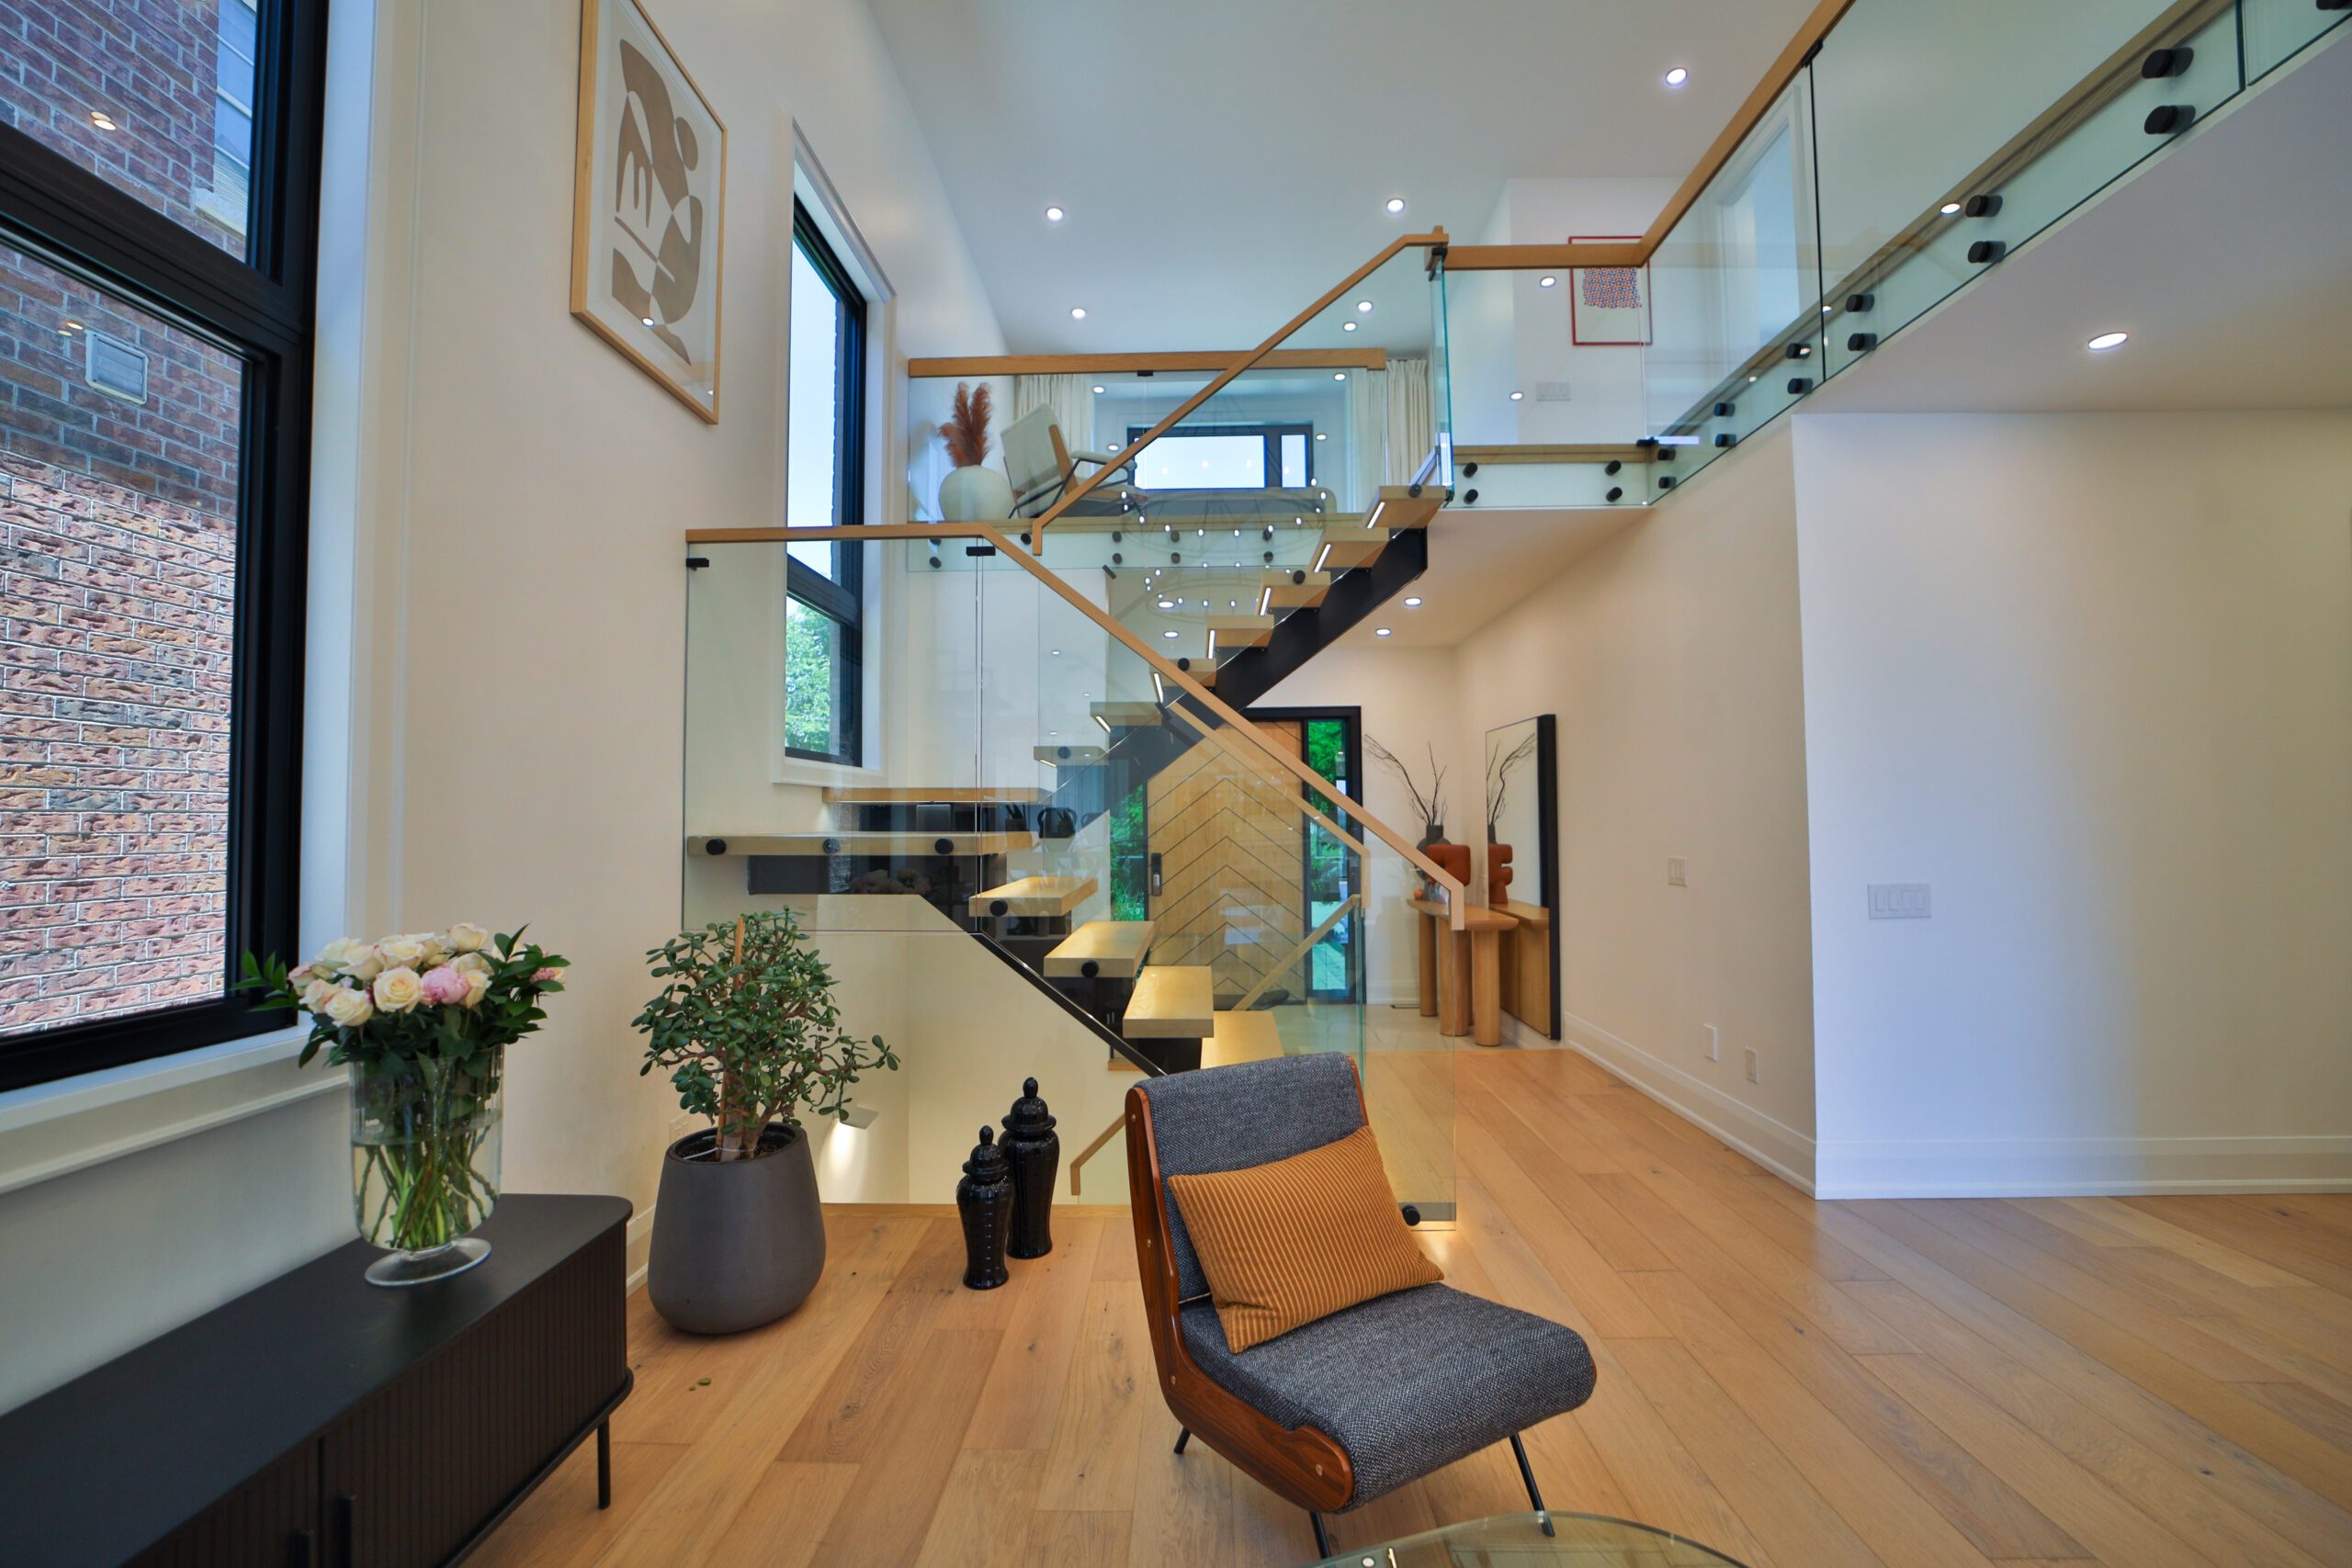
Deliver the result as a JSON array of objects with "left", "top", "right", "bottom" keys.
[
  {"left": 1703, "top": 1024, "right": 1720, "bottom": 1062},
  {"left": 1869, "top": 882, "right": 1932, "bottom": 919},
  {"left": 1668, "top": 856, "right": 1688, "bottom": 886},
  {"left": 1744, "top": 1048, "right": 1759, "bottom": 1084}
]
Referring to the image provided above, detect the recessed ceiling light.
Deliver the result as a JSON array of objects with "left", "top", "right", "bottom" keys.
[
  {"left": 1069, "top": 307, "right": 1087, "bottom": 320},
  {"left": 1334, "top": 372, "right": 1348, "bottom": 381},
  {"left": 2086, "top": 331, "right": 2131, "bottom": 352},
  {"left": 1315, "top": 433, "right": 1327, "bottom": 441},
  {"left": 1374, "top": 626, "right": 1394, "bottom": 637},
  {"left": 1939, "top": 201, "right": 1962, "bottom": 215},
  {"left": 1046, "top": 206, "right": 1065, "bottom": 221},
  {"left": 1158, "top": 599, "right": 1175, "bottom": 609},
  {"left": 1355, "top": 300, "right": 1374, "bottom": 314},
  {"left": 1821, "top": 305, "right": 1834, "bottom": 314},
  {"left": 1049, "top": 649, "right": 1061, "bottom": 656},
  {"left": 88, "top": 109, "right": 118, "bottom": 130},
  {"left": 1342, "top": 321, "right": 1358, "bottom": 332},
  {"left": 1510, "top": 389, "right": 1524, "bottom": 400},
  {"left": 1664, "top": 66, "right": 1689, "bottom": 86},
  {"left": 1539, "top": 276, "right": 1556, "bottom": 288},
  {"left": 1162, "top": 630, "right": 1180, "bottom": 639},
  {"left": 1092, "top": 384, "right": 1104, "bottom": 393},
  {"left": 640, "top": 316, "right": 655, "bottom": 327},
  {"left": 1385, "top": 197, "right": 1406, "bottom": 214},
  {"left": 1403, "top": 596, "right": 1423, "bottom": 607}
]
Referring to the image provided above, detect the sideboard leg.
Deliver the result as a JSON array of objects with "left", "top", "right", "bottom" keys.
[{"left": 596, "top": 1420, "right": 613, "bottom": 1508}]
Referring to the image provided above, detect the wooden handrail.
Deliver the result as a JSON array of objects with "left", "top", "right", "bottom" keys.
[
  {"left": 683, "top": 523, "right": 1473, "bottom": 926},
  {"left": 909, "top": 348, "right": 1390, "bottom": 377},
  {"left": 1231, "top": 895, "right": 1361, "bottom": 1011},
  {"left": 1069, "top": 1111, "right": 1124, "bottom": 1196},
  {"left": 1027, "top": 231, "right": 1448, "bottom": 543}
]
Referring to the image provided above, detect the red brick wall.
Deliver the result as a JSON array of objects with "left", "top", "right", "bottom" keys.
[{"left": 2, "top": 256, "right": 240, "bottom": 1036}]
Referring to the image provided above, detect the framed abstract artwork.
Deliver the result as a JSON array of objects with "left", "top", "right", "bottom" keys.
[
  {"left": 1566, "top": 235, "right": 1650, "bottom": 347},
  {"left": 571, "top": 0, "right": 728, "bottom": 422}
]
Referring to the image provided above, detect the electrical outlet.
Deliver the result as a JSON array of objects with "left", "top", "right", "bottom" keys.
[
  {"left": 1744, "top": 1048, "right": 1759, "bottom": 1084},
  {"left": 1667, "top": 856, "right": 1688, "bottom": 886},
  {"left": 1702, "top": 1023, "right": 1720, "bottom": 1062}
]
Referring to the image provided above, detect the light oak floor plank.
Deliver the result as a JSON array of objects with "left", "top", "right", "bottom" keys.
[{"left": 474, "top": 1050, "right": 2352, "bottom": 1568}]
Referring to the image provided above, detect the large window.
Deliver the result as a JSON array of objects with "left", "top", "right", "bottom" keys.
[
  {"left": 784, "top": 201, "right": 865, "bottom": 764},
  {"left": 0, "top": 1, "right": 323, "bottom": 1090},
  {"left": 1128, "top": 423, "right": 1312, "bottom": 491}
]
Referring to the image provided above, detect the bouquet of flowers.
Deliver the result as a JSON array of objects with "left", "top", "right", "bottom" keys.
[{"left": 242, "top": 926, "right": 570, "bottom": 1264}]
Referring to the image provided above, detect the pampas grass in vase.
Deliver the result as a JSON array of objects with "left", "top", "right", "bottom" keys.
[{"left": 936, "top": 381, "right": 1013, "bottom": 522}]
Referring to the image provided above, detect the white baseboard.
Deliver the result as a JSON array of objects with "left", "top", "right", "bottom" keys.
[
  {"left": 625, "top": 1204, "right": 657, "bottom": 1295},
  {"left": 1815, "top": 1135, "right": 2352, "bottom": 1198},
  {"left": 1560, "top": 1010, "right": 1816, "bottom": 1192}
]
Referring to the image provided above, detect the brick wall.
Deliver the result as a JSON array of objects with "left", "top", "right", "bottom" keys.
[
  {"left": 1, "top": 0, "right": 241, "bottom": 249},
  {"left": 2, "top": 254, "right": 239, "bottom": 1037}
]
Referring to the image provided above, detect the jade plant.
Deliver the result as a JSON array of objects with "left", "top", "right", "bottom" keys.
[{"left": 632, "top": 909, "right": 899, "bottom": 1161}]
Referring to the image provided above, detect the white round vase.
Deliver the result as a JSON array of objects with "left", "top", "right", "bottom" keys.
[{"left": 938, "top": 464, "right": 1013, "bottom": 523}]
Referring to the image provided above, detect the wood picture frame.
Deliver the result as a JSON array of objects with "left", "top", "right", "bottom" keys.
[
  {"left": 571, "top": 0, "right": 728, "bottom": 422},
  {"left": 1566, "top": 234, "right": 1650, "bottom": 347}
]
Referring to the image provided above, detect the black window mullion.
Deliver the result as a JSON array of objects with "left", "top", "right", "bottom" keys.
[{"left": 787, "top": 197, "right": 866, "bottom": 765}]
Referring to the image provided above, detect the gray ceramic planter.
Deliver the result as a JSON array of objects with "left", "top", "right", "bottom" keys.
[{"left": 649, "top": 1122, "right": 825, "bottom": 1334}]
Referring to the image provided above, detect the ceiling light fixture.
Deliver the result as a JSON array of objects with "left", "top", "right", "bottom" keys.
[
  {"left": 1334, "top": 372, "right": 1348, "bottom": 381},
  {"left": 2086, "top": 330, "right": 2131, "bottom": 352},
  {"left": 1092, "top": 384, "right": 1104, "bottom": 393},
  {"left": 1664, "top": 66, "right": 1689, "bottom": 86},
  {"left": 1342, "top": 321, "right": 1358, "bottom": 332},
  {"left": 1374, "top": 626, "right": 1394, "bottom": 637},
  {"left": 1403, "top": 596, "right": 1423, "bottom": 607},
  {"left": 1162, "top": 630, "right": 1180, "bottom": 639},
  {"left": 1046, "top": 206, "right": 1065, "bottom": 221},
  {"left": 640, "top": 316, "right": 655, "bottom": 327},
  {"left": 1510, "top": 389, "right": 1524, "bottom": 400},
  {"left": 1315, "top": 433, "right": 1327, "bottom": 441},
  {"left": 1939, "top": 201, "right": 1963, "bottom": 215},
  {"left": 1069, "top": 307, "right": 1086, "bottom": 320},
  {"left": 1355, "top": 300, "right": 1374, "bottom": 314},
  {"left": 88, "top": 109, "right": 118, "bottom": 130},
  {"left": 1539, "top": 276, "right": 1556, "bottom": 288},
  {"left": 1385, "top": 197, "right": 1406, "bottom": 215}
]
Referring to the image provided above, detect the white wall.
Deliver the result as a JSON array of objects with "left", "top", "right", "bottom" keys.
[
  {"left": 0, "top": 0, "right": 1004, "bottom": 1413},
  {"left": 1794, "top": 410, "right": 2352, "bottom": 1195}
]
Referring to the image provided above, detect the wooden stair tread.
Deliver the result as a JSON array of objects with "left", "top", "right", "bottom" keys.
[
  {"left": 1202, "top": 1010, "right": 1281, "bottom": 1066},
  {"left": 1124, "top": 964, "right": 1216, "bottom": 1038},
  {"left": 688, "top": 831, "right": 1035, "bottom": 857},
  {"left": 1316, "top": 529, "right": 1388, "bottom": 571},
  {"left": 967, "top": 875, "right": 1097, "bottom": 917},
  {"left": 1089, "top": 701, "right": 1163, "bottom": 728},
  {"left": 1261, "top": 570, "right": 1331, "bottom": 611},
  {"left": 1044, "top": 919, "right": 1156, "bottom": 978},
  {"left": 822, "top": 785, "right": 1046, "bottom": 805},
  {"left": 1369, "top": 485, "right": 1443, "bottom": 531}
]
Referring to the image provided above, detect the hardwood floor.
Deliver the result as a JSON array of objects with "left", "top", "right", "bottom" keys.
[{"left": 474, "top": 1049, "right": 2352, "bottom": 1567}]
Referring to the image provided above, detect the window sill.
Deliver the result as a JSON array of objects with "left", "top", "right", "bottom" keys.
[{"left": 0, "top": 1027, "right": 341, "bottom": 1199}]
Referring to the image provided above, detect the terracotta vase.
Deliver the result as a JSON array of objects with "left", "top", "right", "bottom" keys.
[{"left": 1487, "top": 842, "right": 1514, "bottom": 907}]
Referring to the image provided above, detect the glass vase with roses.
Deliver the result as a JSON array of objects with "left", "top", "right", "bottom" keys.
[{"left": 242, "top": 925, "right": 570, "bottom": 1285}]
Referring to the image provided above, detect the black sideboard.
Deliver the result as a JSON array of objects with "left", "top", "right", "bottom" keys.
[{"left": 0, "top": 1193, "right": 633, "bottom": 1567}]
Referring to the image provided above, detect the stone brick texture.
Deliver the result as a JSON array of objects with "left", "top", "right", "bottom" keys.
[{"left": 3, "top": 252, "right": 241, "bottom": 1037}]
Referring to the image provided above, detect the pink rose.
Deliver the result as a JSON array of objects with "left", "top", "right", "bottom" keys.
[
  {"left": 418, "top": 964, "right": 470, "bottom": 1007},
  {"left": 532, "top": 966, "right": 561, "bottom": 983}
]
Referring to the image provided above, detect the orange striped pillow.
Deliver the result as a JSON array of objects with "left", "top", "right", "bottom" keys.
[{"left": 1167, "top": 1124, "right": 1443, "bottom": 1352}]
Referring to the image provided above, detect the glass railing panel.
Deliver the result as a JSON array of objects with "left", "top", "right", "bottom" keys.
[
  {"left": 2244, "top": 0, "right": 2350, "bottom": 80},
  {"left": 1644, "top": 73, "right": 1824, "bottom": 442},
  {"left": 1814, "top": 0, "right": 2245, "bottom": 382}
]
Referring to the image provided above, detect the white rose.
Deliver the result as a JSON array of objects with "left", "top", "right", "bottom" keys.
[
  {"left": 314, "top": 937, "right": 368, "bottom": 975},
  {"left": 301, "top": 977, "right": 338, "bottom": 1013},
  {"left": 462, "top": 969, "right": 491, "bottom": 1009},
  {"left": 324, "top": 987, "right": 375, "bottom": 1028},
  {"left": 415, "top": 933, "right": 452, "bottom": 967},
  {"left": 451, "top": 951, "right": 491, "bottom": 977},
  {"left": 378, "top": 935, "right": 426, "bottom": 968},
  {"left": 344, "top": 948, "right": 386, "bottom": 983},
  {"left": 372, "top": 966, "right": 424, "bottom": 1013},
  {"left": 448, "top": 922, "right": 490, "bottom": 954}
]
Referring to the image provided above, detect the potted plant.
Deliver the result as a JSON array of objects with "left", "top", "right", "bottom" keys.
[
  {"left": 936, "top": 380, "right": 1012, "bottom": 521},
  {"left": 242, "top": 925, "right": 570, "bottom": 1286},
  {"left": 633, "top": 909, "right": 899, "bottom": 1333}
]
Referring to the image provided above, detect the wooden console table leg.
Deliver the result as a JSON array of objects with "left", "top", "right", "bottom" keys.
[
  {"left": 1415, "top": 911, "right": 1438, "bottom": 1019},
  {"left": 1471, "top": 930, "right": 1503, "bottom": 1047},
  {"left": 1437, "top": 927, "right": 1471, "bottom": 1039},
  {"left": 597, "top": 1420, "right": 612, "bottom": 1509}
]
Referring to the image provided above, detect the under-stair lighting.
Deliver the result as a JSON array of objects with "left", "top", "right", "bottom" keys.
[
  {"left": 1404, "top": 596, "right": 1423, "bottom": 607},
  {"left": 1069, "top": 307, "right": 1087, "bottom": 319},
  {"left": 1664, "top": 66, "right": 1689, "bottom": 86},
  {"left": 1314, "top": 541, "right": 1335, "bottom": 572},
  {"left": 1258, "top": 586, "right": 1272, "bottom": 615},
  {"left": 1540, "top": 276, "right": 1556, "bottom": 288},
  {"left": 1385, "top": 197, "right": 1407, "bottom": 214},
  {"left": 1046, "top": 206, "right": 1065, "bottom": 221},
  {"left": 1094, "top": 714, "right": 1114, "bottom": 735},
  {"left": 1375, "top": 626, "right": 1394, "bottom": 637},
  {"left": 2086, "top": 330, "right": 2131, "bottom": 351}
]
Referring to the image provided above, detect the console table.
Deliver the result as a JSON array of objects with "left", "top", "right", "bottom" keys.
[{"left": 0, "top": 1193, "right": 632, "bottom": 1567}]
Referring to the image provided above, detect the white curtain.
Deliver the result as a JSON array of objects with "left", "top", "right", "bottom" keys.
[
  {"left": 1012, "top": 373, "right": 1097, "bottom": 459},
  {"left": 1348, "top": 369, "right": 1387, "bottom": 512},
  {"left": 1384, "top": 355, "right": 1434, "bottom": 484}
]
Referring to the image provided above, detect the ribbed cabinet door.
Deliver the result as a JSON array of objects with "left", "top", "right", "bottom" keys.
[{"left": 127, "top": 1442, "right": 319, "bottom": 1568}]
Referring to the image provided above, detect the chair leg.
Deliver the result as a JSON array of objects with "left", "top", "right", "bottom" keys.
[
  {"left": 1173, "top": 1426, "right": 1191, "bottom": 1456},
  {"left": 1509, "top": 1431, "right": 1555, "bottom": 1537},
  {"left": 1309, "top": 1510, "right": 1332, "bottom": 1558}
]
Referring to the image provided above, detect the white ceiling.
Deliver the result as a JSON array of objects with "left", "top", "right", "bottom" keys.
[
  {"left": 1330, "top": 507, "right": 1638, "bottom": 649},
  {"left": 868, "top": 0, "right": 1818, "bottom": 354},
  {"left": 1804, "top": 34, "right": 2352, "bottom": 416}
]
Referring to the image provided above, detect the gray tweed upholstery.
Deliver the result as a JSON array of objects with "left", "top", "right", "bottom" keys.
[
  {"left": 1134, "top": 1051, "right": 1368, "bottom": 1301},
  {"left": 1136, "top": 1054, "right": 1598, "bottom": 1510},
  {"left": 1180, "top": 1287, "right": 1596, "bottom": 1509}
]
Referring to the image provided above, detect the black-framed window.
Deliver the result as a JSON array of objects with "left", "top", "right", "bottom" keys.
[
  {"left": 0, "top": 0, "right": 325, "bottom": 1091},
  {"left": 1127, "top": 423, "right": 1313, "bottom": 491},
  {"left": 784, "top": 200, "right": 865, "bottom": 764}
]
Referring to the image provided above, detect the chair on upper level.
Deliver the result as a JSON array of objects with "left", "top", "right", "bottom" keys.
[
  {"left": 1001, "top": 405, "right": 1143, "bottom": 520},
  {"left": 1123, "top": 1051, "right": 1598, "bottom": 1558}
]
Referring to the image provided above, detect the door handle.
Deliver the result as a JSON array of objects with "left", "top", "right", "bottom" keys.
[
  {"left": 333, "top": 1493, "right": 357, "bottom": 1567},
  {"left": 1149, "top": 852, "right": 1162, "bottom": 895}
]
